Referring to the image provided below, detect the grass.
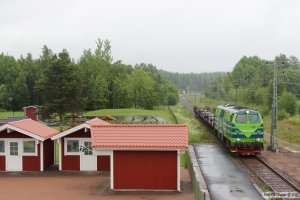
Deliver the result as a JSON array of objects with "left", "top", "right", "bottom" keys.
[
  {"left": 55, "top": 143, "right": 59, "bottom": 164},
  {"left": 85, "top": 107, "right": 175, "bottom": 124},
  {"left": 264, "top": 115, "right": 300, "bottom": 144},
  {"left": 185, "top": 93, "right": 219, "bottom": 109},
  {"left": 180, "top": 152, "right": 186, "bottom": 168},
  {"left": 170, "top": 104, "right": 216, "bottom": 144},
  {"left": 0, "top": 111, "right": 23, "bottom": 118}
]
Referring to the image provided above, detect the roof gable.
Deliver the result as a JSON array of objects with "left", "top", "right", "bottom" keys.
[
  {"left": 51, "top": 118, "right": 110, "bottom": 140},
  {"left": 0, "top": 119, "right": 59, "bottom": 141}
]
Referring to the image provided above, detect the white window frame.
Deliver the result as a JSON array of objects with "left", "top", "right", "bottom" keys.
[
  {"left": 0, "top": 140, "right": 5, "bottom": 155},
  {"left": 22, "top": 139, "right": 38, "bottom": 156},
  {"left": 64, "top": 138, "right": 80, "bottom": 155}
]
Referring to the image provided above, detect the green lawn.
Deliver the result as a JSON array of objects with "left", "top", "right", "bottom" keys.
[
  {"left": 85, "top": 107, "right": 175, "bottom": 124},
  {"left": 0, "top": 111, "right": 23, "bottom": 118},
  {"left": 170, "top": 104, "right": 216, "bottom": 144},
  {"left": 264, "top": 115, "right": 300, "bottom": 144},
  {"left": 55, "top": 142, "right": 59, "bottom": 164}
]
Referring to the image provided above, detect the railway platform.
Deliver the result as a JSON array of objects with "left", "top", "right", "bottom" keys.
[{"left": 193, "top": 144, "right": 263, "bottom": 200}]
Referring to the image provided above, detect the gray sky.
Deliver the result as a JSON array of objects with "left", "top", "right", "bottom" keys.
[{"left": 1, "top": 0, "right": 300, "bottom": 73}]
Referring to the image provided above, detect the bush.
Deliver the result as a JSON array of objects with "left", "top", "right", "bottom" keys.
[
  {"left": 278, "top": 92, "right": 297, "bottom": 116},
  {"left": 278, "top": 109, "right": 289, "bottom": 120},
  {"left": 261, "top": 106, "right": 270, "bottom": 117}
]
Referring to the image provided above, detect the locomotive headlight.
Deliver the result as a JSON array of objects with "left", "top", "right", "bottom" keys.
[
  {"left": 257, "top": 138, "right": 260, "bottom": 141},
  {"left": 232, "top": 128, "right": 241, "bottom": 134},
  {"left": 237, "top": 138, "right": 240, "bottom": 141},
  {"left": 256, "top": 129, "right": 263, "bottom": 134}
]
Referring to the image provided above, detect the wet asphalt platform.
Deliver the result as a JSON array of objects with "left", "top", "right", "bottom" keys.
[{"left": 193, "top": 144, "right": 263, "bottom": 200}]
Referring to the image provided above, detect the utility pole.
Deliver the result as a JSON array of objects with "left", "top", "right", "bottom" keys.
[
  {"left": 268, "top": 61, "right": 286, "bottom": 152},
  {"left": 217, "top": 82, "right": 220, "bottom": 106},
  {"left": 269, "top": 62, "right": 278, "bottom": 151},
  {"left": 217, "top": 78, "right": 224, "bottom": 106},
  {"left": 235, "top": 86, "right": 238, "bottom": 105}
]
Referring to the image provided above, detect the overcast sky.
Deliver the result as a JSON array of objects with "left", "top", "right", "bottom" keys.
[{"left": 1, "top": 0, "right": 300, "bottom": 73}]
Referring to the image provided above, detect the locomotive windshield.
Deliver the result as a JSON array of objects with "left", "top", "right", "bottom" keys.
[
  {"left": 236, "top": 114, "right": 247, "bottom": 123},
  {"left": 249, "top": 113, "right": 261, "bottom": 123},
  {"left": 235, "top": 112, "right": 261, "bottom": 123}
]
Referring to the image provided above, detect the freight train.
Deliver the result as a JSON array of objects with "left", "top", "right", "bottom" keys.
[{"left": 194, "top": 105, "right": 264, "bottom": 155}]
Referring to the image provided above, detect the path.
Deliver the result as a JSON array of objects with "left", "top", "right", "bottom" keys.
[{"left": 193, "top": 144, "right": 263, "bottom": 200}]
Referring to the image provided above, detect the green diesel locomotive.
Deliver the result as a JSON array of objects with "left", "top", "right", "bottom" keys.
[{"left": 214, "top": 105, "right": 264, "bottom": 154}]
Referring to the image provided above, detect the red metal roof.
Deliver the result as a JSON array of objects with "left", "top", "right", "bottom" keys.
[
  {"left": 91, "top": 124, "right": 188, "bottom": 150},
  {"left": 8, "top": 119, "right": 59, "bottom": 139}
]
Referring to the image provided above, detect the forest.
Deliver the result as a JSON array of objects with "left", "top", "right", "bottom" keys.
[
  {"left": 159, "top": 70, "right": 225, "bottom": 92},
  {"left": 0, "top": 38, "right": 179, "bottom": 119},
  {"left": 203, "top": 54, "right": 300, "bottom": 119}
]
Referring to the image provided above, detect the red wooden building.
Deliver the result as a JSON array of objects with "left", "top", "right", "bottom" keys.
[
  {"left": 90, "top": 124, "right": 188, "bottom": 191},
  {"left": 0, "top": 119, "right": 59, "bottom": 171},
  {"left": 51, "top": 118, "right": 111, "bottom": 171}
]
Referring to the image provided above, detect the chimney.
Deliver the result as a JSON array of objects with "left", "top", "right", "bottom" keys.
[{"left": 23, "top": 106, "right": 39, "bottom": 121}]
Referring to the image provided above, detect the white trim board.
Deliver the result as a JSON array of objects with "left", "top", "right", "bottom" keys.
[
  {"left": 177, "top": 149, "right": 181, "bottom": 192},
  {"left": 58, "top": 138, "right": 62, "bottom": 171},
  {"left": 40, "top": 142, "right": 44, "bottom": 171},
  {"left": 110, "top": 151, "right": 114, "bottom": 190}
]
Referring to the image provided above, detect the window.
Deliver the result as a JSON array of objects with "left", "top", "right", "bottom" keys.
[
  {"left": 0, "top": 141, "right": 4, "bottom": 153},
  {"left": 236, "top": 114, "right": 247, "bottom": 123},
  {"left": 83, "top": 141, "right": 93, "bottom": 155},
  {"left": 10, "top": 142, "right": 18, "bottom": 156},
  {"left": 67, "top": 140, "right": 79, "bottom": 153},
  {"left": 249, "top": 114, "right": 261, "bottom": 123},
  {"left": 23, "top": 141, "right": 35, "bottom": 153}
]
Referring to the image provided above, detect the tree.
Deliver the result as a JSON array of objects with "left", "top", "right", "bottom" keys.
[
  {"left": 37, "top": 49, "right": 85, "bottom": 130},
  {"left": 111, "top": 77, "right": 132, "bottom": 108},
  {"left": 0, "top": 85, "right": 9, "bottom": 109},
  {"left": 129, "top": 69, "right": 157, "bottom": 109},
  {"left": 160, "top": 80, "right": 179, "bottom": 106},
  {"left": 12, "top": 72, "right": 30, "bottom": 109},
  {"left": 92, "top": 74, "right": 109, "bottom": 109}
]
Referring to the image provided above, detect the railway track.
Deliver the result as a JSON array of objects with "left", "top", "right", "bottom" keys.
[
  {"left": 180, "top": 96, "right": 300, "bottom": 199},
  {"left": 236, "top": 155, "right": 300, "bottom": 199},
  {"left": 180, "top": 96, "right": 194, "bottom": 112}
]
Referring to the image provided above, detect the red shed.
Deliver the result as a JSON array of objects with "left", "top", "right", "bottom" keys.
[
  {"left": 90, "top": 124, "right": 188, "bottom": 191},
  {"left": 51, "top": 118, "right": 111, "bottom": 171},
  {"left": 0, "top": 119, "right": 59, "bottom": 171}
]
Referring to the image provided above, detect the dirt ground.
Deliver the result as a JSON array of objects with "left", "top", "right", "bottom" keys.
[
  {"left": 0, "top": 168, "right": 194, "bottom": 200},
  {"left": 261, "top": 151, "right": 300, "bottom": 185}
]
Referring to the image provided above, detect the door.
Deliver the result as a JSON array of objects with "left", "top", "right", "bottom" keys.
[
  {"left": 80, "top": 140, "right": 97, "bottom": 171},
  {"left": 114, "top": 151, "right": 177, "bottom": 190},
  {"left": 6, "top": 140, "right": 22, "bottom": 171}
]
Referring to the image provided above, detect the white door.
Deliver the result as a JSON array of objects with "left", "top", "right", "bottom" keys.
[
  {"left": 80, "top": 140, "right": 97, "bottom": 171},
  {"left": 6, "top": 140, "right": 22, "bottom": 171}
]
